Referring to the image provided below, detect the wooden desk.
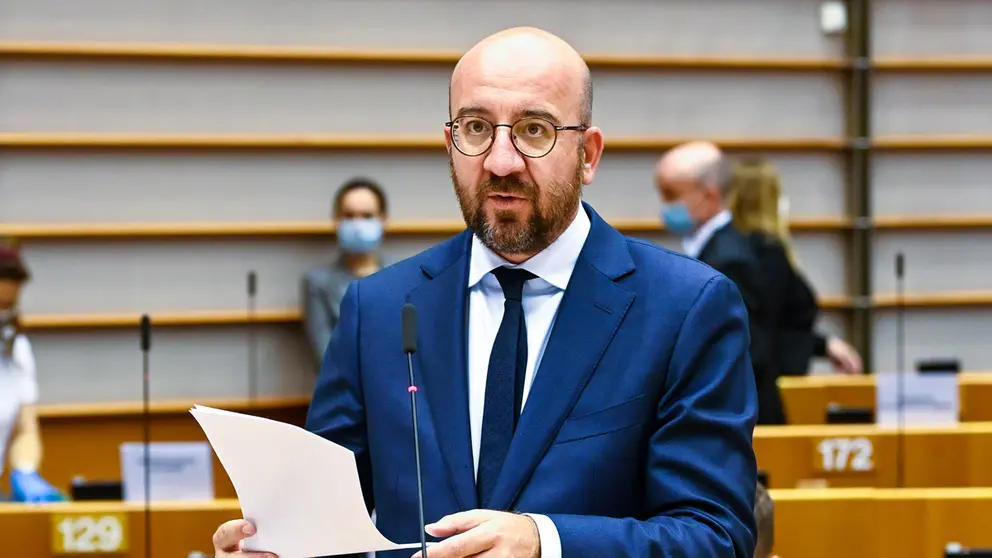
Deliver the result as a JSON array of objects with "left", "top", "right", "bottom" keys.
[
  {"left": 754, "top": 423, "right": 992, "bottom": 489},
  {"left": 28, "top": 397, "right": 310, "bottom": 498},
  {"left": 0, "top": 489, "right": 989, "bottom": 558},
  {"left": 771, "top": 488, "right": 992, "bottom": 558},
  {"left": 778, "top": 372, "right": 992, "bottom": 424}
]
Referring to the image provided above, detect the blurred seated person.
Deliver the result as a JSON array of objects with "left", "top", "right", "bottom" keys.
[
  {"left": 302, "top": 178, "right": 389, "bottom": 365},
  {"left": 0, "top": 244, "right": 62, "bottom": 502},
  {"left": 728, "top": 158, "right": 863, "bottom": 375},
  {"left": 754, "top": 482, "right": 777, "bottom": 558}
]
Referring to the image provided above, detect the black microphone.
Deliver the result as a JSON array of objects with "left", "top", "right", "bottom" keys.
[
  {"left": 402, "top": 303, "right": 429, "bottom": 558},
  {"left": 247, "top": 271, "right": 258, "bottom": 404},
  {"left": 895, "top": 252, "right": 906, "bottom": 488},
  {"left": 139, "top": 314, "right": 152, "bottom": 558}
]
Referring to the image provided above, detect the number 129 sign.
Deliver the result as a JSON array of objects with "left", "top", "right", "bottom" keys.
[{"left": 50, "top": 512, "right": 129, "bottom": 554}]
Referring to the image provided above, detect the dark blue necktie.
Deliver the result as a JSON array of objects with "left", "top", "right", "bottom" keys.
[{"left": 476, "top": 266, "right": 535, "bottom": 509}]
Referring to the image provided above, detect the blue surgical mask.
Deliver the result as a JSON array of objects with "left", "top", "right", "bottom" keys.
[
  {"left": 661, "top": 204, "right": 697, "bottom": 237},
  {"left": 337, "top": 218, "right": 384, "bottom": 254}
]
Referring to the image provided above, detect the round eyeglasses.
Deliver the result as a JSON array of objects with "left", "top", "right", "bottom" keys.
[{"left": 445, "top": 116, "right": 587, "bottom": 158}]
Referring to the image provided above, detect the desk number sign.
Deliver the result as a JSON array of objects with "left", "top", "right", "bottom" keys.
[
  {"left": 816, "top": 436, "right": 875, "bottom": 474},
  {"left": 50, "top": 512, "right": 129, "bottom": 554}
]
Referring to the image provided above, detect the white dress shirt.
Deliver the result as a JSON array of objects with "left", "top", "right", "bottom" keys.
[
  {"left": 465, "top": 204, "right": 590, "bottom": 558},
  {"left": 681, "top": 209, "right": 732, "bottom": 258}
]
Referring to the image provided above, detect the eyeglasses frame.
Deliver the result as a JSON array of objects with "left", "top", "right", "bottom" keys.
[{"left": 444, "top": 115, "right": 588, "bottom": 159}]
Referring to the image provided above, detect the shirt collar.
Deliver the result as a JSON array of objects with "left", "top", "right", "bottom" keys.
[
  {"left": 468, "top": 203, "right": 591, "bottom": 291},
  {"left": 682, "top": 209, "right": 732, "bottom": 259}
]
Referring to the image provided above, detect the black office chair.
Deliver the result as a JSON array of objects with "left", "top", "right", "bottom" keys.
[
  {"left": 946, "top": 543, "right": 992, "bottom": 557},
  {"left": 825, "top": 402, "right": 874, "bottom": 424}
]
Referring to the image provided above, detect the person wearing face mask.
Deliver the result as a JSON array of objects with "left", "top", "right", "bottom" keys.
[
  {"left": 301, "top": 178, "right": 389, "bottom": 367},
  {"left": 0, "top": 244, "right": 63, "bottom": 502},
  {"left": 655, "top": 141, "right": 784, "bottom": 425}
]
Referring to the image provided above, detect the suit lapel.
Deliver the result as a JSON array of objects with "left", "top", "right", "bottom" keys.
[
  {"left": 486, "top": 206, "right": 636, "bottom": 510},
  {"left": 407, "top": 232, "right": 477, "bottom": 511}
]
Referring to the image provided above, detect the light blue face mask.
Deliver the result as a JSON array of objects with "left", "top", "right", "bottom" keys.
[
  {"left": 337, "top": 218, "right": 384, "bottom": 254},
  {"left": 660, "top": 203, "right": 698, "bottom": 237}
]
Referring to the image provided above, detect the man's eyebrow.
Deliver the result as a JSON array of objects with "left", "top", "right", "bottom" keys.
[
  {"left": 453, "top": 106, "right": 563, "bottom": 125},
  {"left": 454, "top": 105, "right": 491, "bottom": 119},
  {"left": 520, "top": 108, "right": 562, "bottom": 125}
]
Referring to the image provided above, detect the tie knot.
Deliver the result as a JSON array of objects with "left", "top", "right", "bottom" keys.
[{"left": 492, "top": 267, "right": 536, "bottom": 301}]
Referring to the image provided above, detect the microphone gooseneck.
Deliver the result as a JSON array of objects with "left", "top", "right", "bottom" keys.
[
  {"left": 247, "top": 271, "right": 258, "bottom": 404},
  {"left": 895, "top": 252, "right": 906, "bottom": 488},
  {"left": 139, "top": 314, "right": 152, "bottom": 558},
  {"left": 402, "top": 303, "right": 429, "bottom": 558}
]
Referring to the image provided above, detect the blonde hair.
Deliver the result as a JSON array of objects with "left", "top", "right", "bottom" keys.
[{"left": 727, "top": 158, "right": 799, "bottom": 267}]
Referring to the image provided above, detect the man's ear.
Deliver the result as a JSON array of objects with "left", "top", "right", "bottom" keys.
[{"left": 580, "top": 127, "right": 605, "bottom": 186}]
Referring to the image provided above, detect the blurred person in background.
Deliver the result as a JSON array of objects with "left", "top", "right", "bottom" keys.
[
  {"left": 0, "top": 243, "right": 62, "bottom": 502},
  {"left": 655, "top": 141, "right": 784, "bottom": 424},
  {"left": 302, "top": 178, "right": 390, "bottom": 366},
  {"left": 753, "top": 482, "right": 777, "bottom": 558},
  {"left": 727, "top": 158, "right": 863, "bottom": 376}
]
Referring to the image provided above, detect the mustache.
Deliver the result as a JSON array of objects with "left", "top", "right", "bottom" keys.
[{"left": 479, "top": 177, "right": 536, "bottom": 198}]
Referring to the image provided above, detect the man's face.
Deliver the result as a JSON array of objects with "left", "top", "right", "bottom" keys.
[
  {"left": 446, "top": 57, "right": 593, "bottom": 257},
  {"left": 0, "top": 280, "right": 21, "bottom": 312},
  {"left": 656, "top": 175, "right": 711, "bottom": 225}
]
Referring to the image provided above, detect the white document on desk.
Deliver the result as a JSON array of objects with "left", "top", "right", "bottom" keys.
[{"left": 189, "top": 405, "right": 432, "bottom": 558}]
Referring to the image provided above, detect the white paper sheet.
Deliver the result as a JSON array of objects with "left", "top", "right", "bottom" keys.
[{"left": 189, "top": 405, "right": 432, "bottom": 558}]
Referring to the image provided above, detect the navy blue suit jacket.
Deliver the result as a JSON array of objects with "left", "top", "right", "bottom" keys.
[{"left": 305, "top": 203, "right": 759, "bottom": 557}]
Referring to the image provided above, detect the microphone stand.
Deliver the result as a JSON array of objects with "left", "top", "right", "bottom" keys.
[
  {"left": 247, "top": 271, "right": 258, "bottom": 404},
  {"left": 140, "top": 314, "right": 152, "bottom": 558},
  {"left": 402, "top": 303, "right": 429, "bottom": 558},
  {"left": 895, "top": 253, "right": 906, "bottom": 488}
]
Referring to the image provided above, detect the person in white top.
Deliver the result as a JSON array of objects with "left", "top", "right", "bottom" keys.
[{"left": 0, "top": 246, "right": 61, "bottom": 502}]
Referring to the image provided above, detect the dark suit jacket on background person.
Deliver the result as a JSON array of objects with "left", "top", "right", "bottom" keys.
[
  {"left": 748, "top": 231, "right": 828, "bottom": 377},
  {"left": 305, "top": 203, "right": 758, "bottom": 557},
  {"left": 690, "top": 212, "right": 784, "bottom": 425}
]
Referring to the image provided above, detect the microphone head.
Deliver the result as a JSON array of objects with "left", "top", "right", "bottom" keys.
[
  {"left": 896, "top": 252, "right": 905, "bottom": 279},
  {"left": 402, "top": 303, "right": 418, "bottom": 354},
  {"left": 247, "top": 271, "right": 257, "bottom": 296},
  {"left": 140, "top": 314, "right": 151, "bottom": 352}
]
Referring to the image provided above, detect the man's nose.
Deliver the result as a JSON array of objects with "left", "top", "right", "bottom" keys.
[{"left": 483, "top": 127, "right": 526, "bottom": 177}]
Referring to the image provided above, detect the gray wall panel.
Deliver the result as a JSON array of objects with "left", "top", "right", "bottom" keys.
[
  {"left": 30, "top": 325, "right": 315, "bottom": 404},
  {"left": 17, "top": 236, "right": 444, "bottom": 315},
  {"left": 872, "top": 231, "right": 992, "bottom": 294},
  {"left": 0, "top": 0, "right": 844, "bottom": 56},
  {"left": 873, "top": 309, "right": 992, "bottom": 373},
  {"left": 0, "top": 61, "right": 844, "bottom": 137},
  {"left": 872, "top": 153, "right": 992, "bottom": 215},
  {"left": 17, "top": 229, "right": 848, "bottom": 318},
  {"left": 872, "top": 74, "right": 992, "bottom": 136},
  {"left": 0, "top": 151, "right": 846, "bottom": 223},
  {"left": 873, "top": 0, "right": 992, "bottom": 56}
]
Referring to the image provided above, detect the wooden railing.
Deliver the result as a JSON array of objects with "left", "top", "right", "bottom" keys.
[
  {"left": 0, "top": 133, "right": 851, "bottom": 152},
  {"left": 4, "top": 215, "right": 992, "bottom": 242},
  {"left": 0, "top": 217, "right": 850, "bottom": 241},
  {"left": 4, "top": 41, "right": 992, "bottom": 73},
  {"left": 0, "top": 41, "right": 851, "bottom": 71},
  {"left": 19, "top": 291, "right": 992, "bottom": 331}
]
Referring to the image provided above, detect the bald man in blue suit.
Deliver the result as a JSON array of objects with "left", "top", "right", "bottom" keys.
[{"left": 212, "top": 26, "right": 757, "bottom": 558}]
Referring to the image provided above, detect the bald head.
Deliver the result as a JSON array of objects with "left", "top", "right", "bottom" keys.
[
  {"left": 655, "top": 141, "right": 732, "bottom": 197},
  {"left": 450, "top": 27, "right": 593, "bottom": 125}
]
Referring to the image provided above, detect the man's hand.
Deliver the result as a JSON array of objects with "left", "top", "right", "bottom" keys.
[
  {"left": 412, "top": 510, "right": 540, "bottom": 558},
  {"left": 211, "top": 519, "right": 277, "bottom": 558},
  {"left": 827, "top": 336, "right": 864, "bottom": 375}
]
